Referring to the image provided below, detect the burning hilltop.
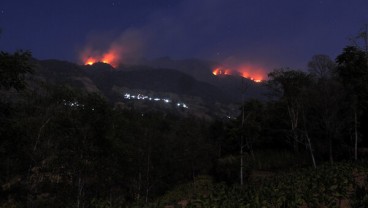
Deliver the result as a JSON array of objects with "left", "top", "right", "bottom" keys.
[
  {"left": 212, "top": 67, "right": 232, "bottom": 76},
  {"left": 79, "top": 29, "right": 146, "bottom": 68},
  {"left": 81, "top": 47, "right": 122, "bottom": 68},
  {"left": 79, "top": 48, "right": 266, "bottom": 83},
  {"left": 212, "top": 66, "right": 264, "bottom": 83}
]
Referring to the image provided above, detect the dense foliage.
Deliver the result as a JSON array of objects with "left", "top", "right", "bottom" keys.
[
  {"left": 185, "top": 163, "right": 368, "bottom": 208},
  {"left": 1, "top": 44, "right": 368, "bottom": 207}
]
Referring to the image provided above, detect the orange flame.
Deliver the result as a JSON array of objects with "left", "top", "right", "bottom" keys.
[
  {"left": 212, "top": 67, "right": 232, "bottom": 76},
  {"left": 238, "top": 64, "right": 265, "bottom": 82},
  {"left": 213, "top": 65, "right": 265, "bottom": 83},
  {"left": 101, "top": 49, "right": 119, "bottom": 66},
  {"left": 85, "top": 57, "right": 97, "bottom": 66},
  {"left": 212, "top": 68, "right": 219, "bottom": 75},
  {"left": 240, "top": 73, "right": 264, "bottom": 83},
  {"left": 81, "top": 47, "right": 122, "bottom": 68}
]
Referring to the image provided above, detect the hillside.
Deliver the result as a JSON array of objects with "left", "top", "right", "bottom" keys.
[
  {"left": 32, "top": 59, "right": 267, "bottom": 119},
  {"left": 134, "top": 57, "right": 268, "bottom": 101}
]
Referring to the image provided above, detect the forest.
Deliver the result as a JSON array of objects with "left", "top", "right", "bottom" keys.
[{"left": 1, "top": 38, "right": 368, "bottom": 207}]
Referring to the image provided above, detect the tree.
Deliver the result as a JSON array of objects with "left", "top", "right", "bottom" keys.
[
  {"left": 0, "top": 50, "right": 33, "bottom": 91},
  {"left": 336, "top": 46, "right": 368, "bottom": 160},
  {"left": 308, "top": 54, "right": 336, "bottom": 80},
  {"left": 267, "top": 69, "right": 319, "bottom": 168},
  {"left": 0, "top": 50, "right": 34, "bottom": 206},
  {"left": 267, "top": 69, "right": 312, "bottom": 153},
  {"left": 350, "top": 24, "right": 368, "bottom": 57},
  {"left": 240, "top": 100, "right": 263, "bottom": 164},
  {"left": 307, "top": 55, "right": 344, "bottom": 164}
]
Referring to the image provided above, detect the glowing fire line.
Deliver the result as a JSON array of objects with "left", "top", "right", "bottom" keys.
[
  {"left": 212, "top": 67, "right": 264, "bottom": 82},
  {"left": 81, "top": 48, "right": 121, "bottom": 68}
]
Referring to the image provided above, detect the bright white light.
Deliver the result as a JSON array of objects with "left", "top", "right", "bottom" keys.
[
  {"left": 124, "top": 93, "right": 131, "bottom": 99},
  {"left": 176, "top": 102, "right": 189, "bottom": 109},
  {"left": 122, "top": 92, "right": 187, "bottom": 108},
  {"left": 63, "top": 100, "right": 83, "bottom": 108}
]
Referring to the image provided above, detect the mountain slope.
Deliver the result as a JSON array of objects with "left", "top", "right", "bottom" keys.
[{"left": 35, "top": 60, "right": 233, "bottom": 103}]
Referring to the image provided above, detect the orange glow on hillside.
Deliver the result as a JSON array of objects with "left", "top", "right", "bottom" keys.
[
  {"left": 212, "top": 67, "right": 232, "bottom": 76},
  {"left": 81, "top": 47, "right": 121, "bottom": 68},
  {"left": 212, "top": 68, "right": 221, "bottom": 75},
  {"left": 85, "top": 57, "right": 97, "bottom": 66},
  {"left": 101, "top": 50, "right": 118, "bottom": 66},
  {"left": 238, "top": 64, "right": 265, "bottom": 82},
  {"left": 213, "top": 65, "right": 265, "bottom": 83},
  {"left": 240, "top": 72, "right": 263, "bottom": 82}
]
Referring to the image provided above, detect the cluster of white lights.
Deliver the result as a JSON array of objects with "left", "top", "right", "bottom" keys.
[
  {"left": 63, "top": 100, "right": 95, "bottom": 111},
  {"left": 123, "top": 93, "right": 189, "bottom": 109},
  {"left": 176, "top": 103, "right": 188, "bottom": 108},
  {"left": 63, "top": 100, "right": 82, "bottom": 107}
]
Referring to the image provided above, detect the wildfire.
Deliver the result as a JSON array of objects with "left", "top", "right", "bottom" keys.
[
  {"left": 101, "top": 50, "right": 118, "bottom": 65},
  {"left": 85, "top": 57, "right": 97, "bottom": 66},
  {"left": 81, "top": 48, "right": 121, "bottom": 68},
  {"left": 212, "top": 68, "right": 232, "bottom": 76},
  {"left": 212, "top": 66, "right": 265, "bottom": 83},
  {"left": 240, "top": 72, "right": 263, "bottom": 82},
  {"left": 248, "top": 77, "right": 262, "bottom": 83}
]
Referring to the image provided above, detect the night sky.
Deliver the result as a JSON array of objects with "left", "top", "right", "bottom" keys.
[{"left": 1, "top": 0, "right": 368, "bottom": 71}]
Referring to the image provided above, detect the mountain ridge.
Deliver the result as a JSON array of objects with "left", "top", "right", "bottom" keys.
[{"left": 31, "top": 58, "right": 267, "bottom": 119}]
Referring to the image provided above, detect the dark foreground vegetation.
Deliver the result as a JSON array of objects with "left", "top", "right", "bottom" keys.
[{"left": 2, "top": 33, "right": 368, "bottom": 207}]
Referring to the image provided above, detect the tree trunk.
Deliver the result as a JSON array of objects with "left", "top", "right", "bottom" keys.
[
  {"left": 240, "top": 89, "right": 245, "bottom": 186},
  {"left": 354, "top": 110, "right": 358, "bottom": 161},
  {"left": 137, "top": 171, "right": 141, "bottom": 201},
  {"left": 33, "top": 118, "right": 51, "bottom": 152},
  {"left": 249, "top": 141, "right": 256, "bottom": 162},
  {"left": 305, "top": 132, "right": 317, "bottom": 168},
  {"left": 301, "top": 105, "right": 316, "bottom": 168},
  {"left": 240, "top": 137, "right": 244, "bottom": 186},
  {"left": 239, "top": 76, "right": 250, "bottom": 186},
  {"left": 145, "top": 153, "right": 150, "bottom": 204},
  {"left": 293, "top": 135, "right": 299, "bottom": 153},
  {"left": 288, "top": 104, "right": 299, "bottom": 154},
  {"left": 329, "top": 138, "right": 334, "bottom": 165},
  {"left": 77, "top": 171, "right": 84, "bottom": 208},
  {"left": 191, "top": 161, "right": 195, "bottom": 182}
]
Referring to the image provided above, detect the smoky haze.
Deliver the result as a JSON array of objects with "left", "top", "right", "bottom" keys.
[
  {"left": 1, "top": 0, "right": 367, "bottom": 73},
  {"left": 79, "top": 29, "right": 148, "bottom": 67},
  {"left": 77, "top": 0, "right": 367, "bottom": 74}
]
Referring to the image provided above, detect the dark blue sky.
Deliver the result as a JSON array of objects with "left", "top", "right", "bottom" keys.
[{"left": 1, "top": 0, "right": 367, "bottom": 71}]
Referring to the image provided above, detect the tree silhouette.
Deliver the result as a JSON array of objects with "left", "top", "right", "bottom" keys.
[{"left": 0, "top": 50, "right": 33, "bottom": 91}]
